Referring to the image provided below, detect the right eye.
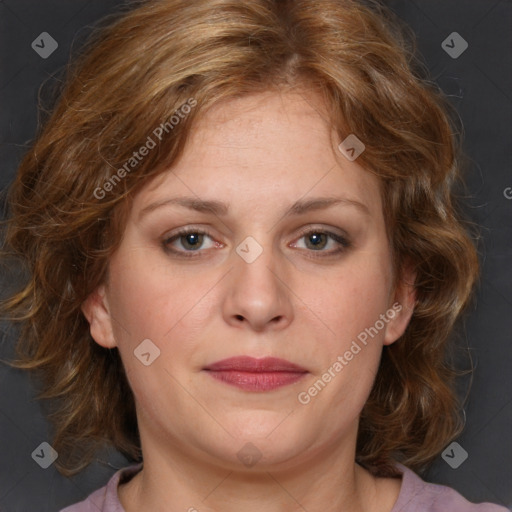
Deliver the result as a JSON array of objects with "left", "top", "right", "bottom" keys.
[{"left": 162, "top": 228, "right": 220, "bottom": 258}]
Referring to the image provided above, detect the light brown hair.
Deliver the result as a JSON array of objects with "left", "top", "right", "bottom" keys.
[{"left": 1, "top": 0, "right": 478, "bottom": 477}]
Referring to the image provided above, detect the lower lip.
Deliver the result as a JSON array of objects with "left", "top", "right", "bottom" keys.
[{"left": 205, "top": 370, "right": 307, "bottom": 391}]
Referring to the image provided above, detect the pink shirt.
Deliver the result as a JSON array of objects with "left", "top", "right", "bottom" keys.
[{"left": 59, "top": 462, "right": 509, "bottom": 511}]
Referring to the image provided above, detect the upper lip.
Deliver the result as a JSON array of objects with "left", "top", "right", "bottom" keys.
[{"left": 204, "top": 356, "right": 307, "bottom": 373}]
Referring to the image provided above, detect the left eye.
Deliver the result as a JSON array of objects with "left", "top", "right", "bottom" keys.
[
  {"left": 162, "top": 228, "right": 350, "bottom": 258},
  {"left": 292, "top": 230, "right": 350, "bottom": 253}
]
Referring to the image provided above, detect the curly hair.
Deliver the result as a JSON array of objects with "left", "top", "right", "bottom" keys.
[{"left": 1, "top": 0, "right": 479, "bottom": 478}]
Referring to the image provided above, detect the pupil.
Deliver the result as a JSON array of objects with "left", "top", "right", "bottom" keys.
[
  {"left": 308, "top": 233, "right": 325, "bottom": 249},
  {"left": 184, "top": 233, "right": 201, "bottom": 249}
]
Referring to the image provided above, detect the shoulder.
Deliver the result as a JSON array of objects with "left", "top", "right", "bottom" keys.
[
  {"left": 59, "top": 463, "right": 143, "bottom": 512},
  {"left": 392, "top": 463, "right": 510, "bottom": 512}
]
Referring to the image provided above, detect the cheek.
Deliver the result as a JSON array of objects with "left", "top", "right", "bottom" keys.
[
  {"left": 106, "top": 251, "right": 202, "bottom": 423},
  {"left": 106, "top": 247, "right": 218, "bottom": 372},
  {"left": 107, "top": 247, "right": 183, "bottom": 339},
  {"left": 304, "top": 250, "right": 393, "bottom": 408},
  {"left": 313, "top": 251, "right": 392, "bottom": 347}
]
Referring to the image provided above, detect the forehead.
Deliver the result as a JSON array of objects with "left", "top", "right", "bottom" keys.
[{"left": 134, "top": 89, "right": 382, "bottom": 219}]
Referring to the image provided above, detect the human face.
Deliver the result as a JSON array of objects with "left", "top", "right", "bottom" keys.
[{"left": 84, "top": 89, "right": 414, "bottom": 472}]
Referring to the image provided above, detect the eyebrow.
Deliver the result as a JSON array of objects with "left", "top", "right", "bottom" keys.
[{"left": 138, "top": 195, "right": 370, "bottom": 220}]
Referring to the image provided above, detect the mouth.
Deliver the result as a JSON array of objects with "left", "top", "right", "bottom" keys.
[{"left": 203, "top": 356, "right": 309, "bottom": 392}]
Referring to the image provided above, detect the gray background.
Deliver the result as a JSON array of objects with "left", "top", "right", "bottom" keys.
[{"left": 0, "top": 0, "right": 511, "bottom": 510}]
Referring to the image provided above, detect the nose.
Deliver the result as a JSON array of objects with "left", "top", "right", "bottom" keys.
[{"left": 221, "top": 236, "right": 294, "bottom": 333}]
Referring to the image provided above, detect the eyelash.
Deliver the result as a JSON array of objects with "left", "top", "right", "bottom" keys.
[{"left": 162, "top": 227, "right": 351, "bottom": 259}]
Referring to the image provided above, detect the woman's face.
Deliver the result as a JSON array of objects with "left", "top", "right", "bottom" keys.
[{"left": 84, "top": 89, "right": 414, "bottom": 472}]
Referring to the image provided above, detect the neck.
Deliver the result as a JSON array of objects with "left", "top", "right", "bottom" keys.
[{"left": 118, "top": 428, "right": 400, "bottom": 512}]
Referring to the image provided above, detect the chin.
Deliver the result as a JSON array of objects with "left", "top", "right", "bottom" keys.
[{"left": 226, "top": 409, "right": 297, "bottom": 438}]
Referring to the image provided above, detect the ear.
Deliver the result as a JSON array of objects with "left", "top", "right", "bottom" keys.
[
  {"left": 383, "top": 262, "right": 416, "bottom": 346},
  {"left": 81, "top": 284, "right": 117, "bottom": 349}
]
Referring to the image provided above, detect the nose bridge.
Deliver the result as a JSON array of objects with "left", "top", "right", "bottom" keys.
[
  {"left": 232, "top": 233, "right": 281, "bottom": 292},
  {"left": 222, "top": 232, "right": 293, "bottom": 330}
]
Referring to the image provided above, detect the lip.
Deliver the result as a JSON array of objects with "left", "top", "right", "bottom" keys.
[{"left": 203, "top": 356, "right": 308, "bottom": 392}]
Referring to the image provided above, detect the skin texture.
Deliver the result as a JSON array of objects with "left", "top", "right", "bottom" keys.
[{"left": 83, "top": 89, "right": 416, "bottom": 512}]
